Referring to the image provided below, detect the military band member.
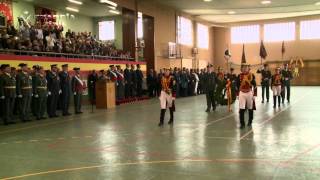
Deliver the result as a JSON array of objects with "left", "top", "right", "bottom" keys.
[
  {"left": 59, "top": 64, "right": 71, "bottom": 116},
  {"left": 0, "top": 64, "right": 16, "bottom": 125},
  {"left": 271, "top": 67, "right": 282, "bottom": 109},
  {"left": 16, "top": 63, "right": 33, "bottom": 122},
  {"left": 47, "top": 64, "right": 61, "bottom": 118},
  {"left": 257, "top": 64, "right": 271, "bottom": 103},
  {"left": 33, "top": 66, "right": 48, "bottom": 120},
  {"left": 158, "top": 69, "right": 176, "bottom": 127},
  {"left": 72, "top": 68, "right": 86, "bottom": 114},
  {"left": 204, "top": 65, "right": 217, "bottom": 112},
  {"left": 281, "top": 63, "right": 293, "bottom": 103},
  {"left": 237, "top": 63, "right": 257, "bottom": 129}
]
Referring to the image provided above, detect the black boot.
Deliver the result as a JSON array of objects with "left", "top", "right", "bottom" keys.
[
  {"left": 278, "top": 96, "right": 281, "bottom": 107},
  {"left": 158, "top": 109, "right": 166, "bottom": 126},
  {"left": 248, "top": 110, "right": 253, "bottom": 127},
  {"left": 239, "top": 109, "right": 245, "bottom": 129},
  {"left": 168, "top": 107, "right": 174, "bottom": 125},
  {"left": 273, "top": 96, "right": 276, "bottom": 109}
]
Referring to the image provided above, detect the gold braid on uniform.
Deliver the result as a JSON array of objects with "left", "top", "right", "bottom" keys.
[{"left": 161, "top": 76, "right": 172, "bottom": 94}]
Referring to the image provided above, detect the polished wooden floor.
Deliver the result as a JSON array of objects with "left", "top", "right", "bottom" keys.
[{"left": 0, "top": 87, "right": 319, "bottom": 180}]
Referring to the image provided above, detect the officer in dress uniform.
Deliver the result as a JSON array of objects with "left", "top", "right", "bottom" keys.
[
  {"left": 124, "top": 64, "right": 132, "bottom": 98},
  {"left": 281, "top": 63, "right": 293, "bottom": 103},
  {"left": 158, "top": 69, "right": 176, "bottom": 127},
  {"left": 116, "top": 65, "right": 125, "bottom": 100},
  {"left": 204, "top": 65, "right": 217, "bottom": 112},
  {"left": 59, "top": 64, "right": 71, "bottom": 116},
  {"left": 33, "top": 66, "right": 48, "bottom": 120},
  {"left": 257, "top": 64, "right": 271, "bottom": 103},
  {"left": 47, "top": 64, "right": 61, "bottom": 118},
  {"left": 0, "top": 64, "right": 17, "bottom": 125},
  {"left": 31, "top": 65, "right": 39, "bottom": 117},
  {"left": 271, "top": 67, "right": 283, "bottom": 109},
  {"left": 136, "top": 64, "right": 144, "bottom": 97},
  {"left": 72, "top": 67, "right": 86, "bottom": 114},
  {"left": 236, "top": 63, "right": 257, "bottom": 129},
  {"left": 16, "top": 63, "right": 33, "bottom": 122}
]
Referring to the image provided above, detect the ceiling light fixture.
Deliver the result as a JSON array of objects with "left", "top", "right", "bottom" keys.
[
  {"left": 68, "top": 0, "right": 83, "bottom": 5},
  {"left": 204, "top": 0, "right": 212, "bottom": 2},
  {"left": 66, "top": 7, "right": 79, "bottom": 12},
  {"left": 108, "top": 5, "right": 116, "bottom": 10},
  {"left": 228, "top": 11, "right": 236, "bottom": 14},
  {"left": 261, "top": 0, "right": 271, "bottom": 5},
  {"left": 100, "top": 0, "right": 117, "bottom": 7},
  {"left": 316, "top": 2, "right": 320, "bottom": 5},
  {"left": 109, "top": 10, "right": 120, "bottom": 15}
]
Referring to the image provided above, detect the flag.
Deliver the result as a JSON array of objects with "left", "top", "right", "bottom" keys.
[
  {"left": 259, "top": 40, "right": 267, "bottom": 59},
  {"left": 241, "top": 44, "right": 246, "bottom": 64},
  {"left": 281, "top": 41, "right": 286, "bottom": 55}
]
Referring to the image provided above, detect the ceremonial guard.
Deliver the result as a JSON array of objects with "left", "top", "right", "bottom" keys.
[
  {"left": 16, "top": 63, "right": 33, "bottom": 122},
  {"left": 59, "top": 64, "right": 71, "bottom": 116},
  {"left": 204, "top": 65, "right": 217, "bottom": 112},
  {"left": 237, "top": 63, "right": 257, "bottom": 129},
  {"left": 116, "top": 65, "right": 125, "bottom": 100},
  {"left": 136, "top": 64, "right": 144, "bottom": 97},
  {"left": 87, "top": 70, "right": 98, "bottom": 104},
  {"left": 257, "top": 64, "right": 271, "bottom": 103},
  {"left": 281, "top": 63, "right": 293, "bottom": 103},
  {"left": 158, "top": 69, "right": 176, "bottom": 126},
  {"left": 72, "top": 68, "right": 86, "bottom": 114},
  {"left": 33, "top": 66, "right": 48, "bottom": 120},
  {"left": 124, "top": 64, "right": 132, "bottom": 98},
  {"left": 271, "top": 67, "right": 283, "bottom": 109},
  {"left": 47, "top": 64, "right": 61, "bottom": 118},
  {"left": 0, "top": 64, "right": 16, "bottom": 125}
]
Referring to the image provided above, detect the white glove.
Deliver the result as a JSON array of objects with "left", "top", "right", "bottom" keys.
[
  {"left": 34, "top": 94, "right": 39, "bottom": 98},
  {"left": 74, "top": 92, "right": 77, "bottom": 95},
  {"left": 0, "top": 96, "right": 5, "bottom": 99},
  {"left": 18, "top": 95, "right": 23, "bottom": 98},
  {"left": 48, "top": 91, "right": 51, "bottom": 96},
  {"left": 59, "top": 90, "right": 62, "bottom": 94}
]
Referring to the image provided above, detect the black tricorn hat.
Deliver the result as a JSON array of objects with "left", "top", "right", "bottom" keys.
[
  {"left": 18, "top": 63, "right": 27, "bottom": 67},
  {"left": 0, "top": 64, "right": 10, "bottom": 69},
  {"left": 73, "top": 67, "right": 80, "bottom": 71},
  {"left": 51, "top": 64, "right": 58, "bottom": 68},
  {"left": 62, "top": 64, "right": 68, "bottom": 67}
]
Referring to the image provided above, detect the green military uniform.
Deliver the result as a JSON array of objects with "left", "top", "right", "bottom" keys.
[
  {"left": 33, "top": 73, "right": 48, "bottom": 120},
  {"left": 0, "top": 65, "right": 16, "bottom": 125},
  {"left": 31, "top": 65, "right": 39, "bottom": 117},
  {"left": 16, "top": 67, "right": 33, "bottom": 122}
]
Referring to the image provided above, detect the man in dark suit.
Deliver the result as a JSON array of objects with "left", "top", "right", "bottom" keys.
[
  {"left": 130, "top": 64, "right": 137, "bottom": 97},
  {"left": 59, "top": 64, "right": 71, "bottom": 116},
  {"left": 136, "top": 64, "right": 144, "bottom": 97},
  {"left": 87, "top": 70, "right": 98, "bottom": 104},
  {"left": 257, "top": 64, "right": 271, "bottom": 103},
  {"left": 124, "top": 64, "right": 132, "bottom": 98},
  {"left": 281, "top": 63, "right": 293, "bottom": 103}
]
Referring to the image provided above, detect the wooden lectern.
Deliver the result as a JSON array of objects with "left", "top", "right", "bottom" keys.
[{"left": 95, "top": 81, "right": 116, "bottom": 109}]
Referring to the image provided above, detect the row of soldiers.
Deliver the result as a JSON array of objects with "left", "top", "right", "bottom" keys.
[
  {"left": 87, "top": 64, "right": 144, "bottom": 103},
  {"left": 0, "top": 63, "right": 86, "bottom": 125}
]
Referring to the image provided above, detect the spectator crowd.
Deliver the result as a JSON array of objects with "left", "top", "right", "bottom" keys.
[{"left": 0, "top": 19, "right": 131, "bottom": 59}]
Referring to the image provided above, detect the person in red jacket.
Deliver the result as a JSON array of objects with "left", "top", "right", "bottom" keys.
[
  {"left": 236, "top": 63, "right": 257, "bottom": 129},
  {"left": 72, "top": 67, "right": 86, "bottom": 114},
  {"left": 158, "top": 69, "right": 176, "bottom": 127},
  {"left": 271, "top": 67, "right": 283, "bottom": 109}
]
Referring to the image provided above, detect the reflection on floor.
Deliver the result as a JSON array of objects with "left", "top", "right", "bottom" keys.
[{"left": 0, "top": 87, "right": 320, "bottom": 180}]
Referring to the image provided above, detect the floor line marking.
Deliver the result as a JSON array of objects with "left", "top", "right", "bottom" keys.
[
  {"left": 191, "top": 114, "right": 235, "bottom": 133},
  {"left": 2, "top": 157, "right": 320, "bottom": 180},
  {"left": 239, "top": 91, "right": 311, "bottom": 141}
]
